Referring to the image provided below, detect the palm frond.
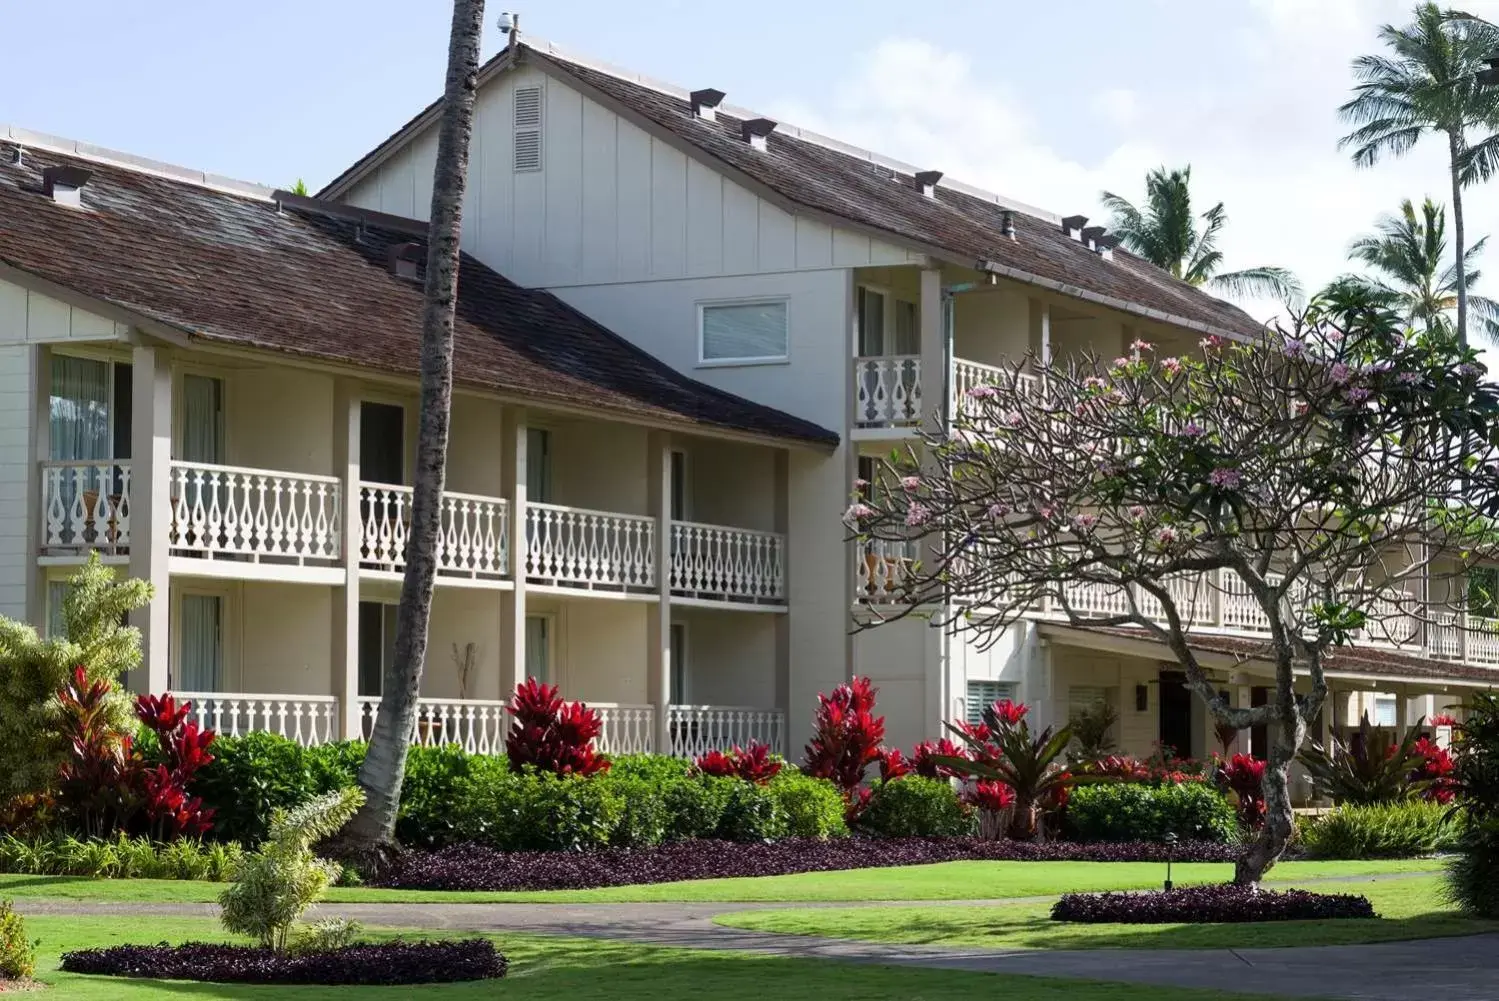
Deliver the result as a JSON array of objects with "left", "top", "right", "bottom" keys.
[{"left": 1207, "top": 266, "right": 1303, "bottom": 302}]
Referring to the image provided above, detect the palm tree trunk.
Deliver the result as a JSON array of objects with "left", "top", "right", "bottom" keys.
[
  {"left": 339, "top": 0, "right": 486, "bottom": 861},
  {"left": 1450, "top": 130, "right": 1470, "bottom": 348}
]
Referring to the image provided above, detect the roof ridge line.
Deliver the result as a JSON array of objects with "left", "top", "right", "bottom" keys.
[
  {"left": 520, "top": 38, "right": 1063, "bottom": 225},
  {"left": 2, "top": 124, "right": 278, "bottom": 201}
]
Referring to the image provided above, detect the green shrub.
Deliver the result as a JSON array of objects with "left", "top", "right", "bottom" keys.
[
  {"left": 1447, "top": 693, "right": 1499, "bottom": 917},
  {"left": 661, "top": 774, "right": 733, "bottom": 841},
  {"left": 394, "top": 744, "right": 475, "bottom": 848},
  {"left": 1302, "top": 801, "right": 1457, "bottom": 859},
  {"left": 0, "top": 833, "right": 241, "bottom": 881},
  {"left": 451, "top": 768, "right": 624, "bottom": 852},
  {"left": 0, "top": 899, "right": 36, "bottom": 980},
  {"left": 609, "top": 754, "right": 693, "bottom": 782},
  {"left": 768, "top": 769, "right": 849, "bottom": 839},
  {"left": 1065, "top": 782, "right": 1238, "bottom": 843},
  {"left": 194, "top": 734, "right": 359, "bottom": 845},
  {"left": 715, "top": 781, "right": 787, "bottom": 842},
  {"left": 859, "top": 777, "right": 975, "bottom": 838},
  {"left": 600, "top": 772, "right": 671, "bottom": 847}
]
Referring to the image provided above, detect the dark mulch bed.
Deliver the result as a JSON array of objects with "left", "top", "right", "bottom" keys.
[
  {"left": 59, "top": 940, "right": 507, "bottom": 985},
  {"left": 378, "top": 836, "right": 1246, "bottom": 892},
  {"left": 1052, "top": 884, "right": 1377, "bottom": 924}
]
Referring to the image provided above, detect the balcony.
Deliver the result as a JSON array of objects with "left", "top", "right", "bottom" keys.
[
  {"left": 360, "top": 482, "right": 510, "bottom": 582},
  {"left": 670, "top": 521, "right": 785, "bottom": 606},
  {"left": 168, "top": 461, "right": 342, "bottom": 568},
  {"left": 853, "top": 356, "right": 1039, "bottom": 436},
  {"left": 525, "top": 502, "right": 656, "bottom": 593},
  {"left": 40, "top": 461, "right": 132, "bottom": 557}
]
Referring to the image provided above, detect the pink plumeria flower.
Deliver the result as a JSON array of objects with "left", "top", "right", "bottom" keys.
[
  {"left": 901, "top": 475, "right": 922, "bottom": 493},
  {"left": 1112, "top": 356, "right": 1132, "bottom": 369},
  {"left": 1396, "top": 371, "right": 1420, "bottom": 386},
  {"left": 1083, "top": 376, "right": 1108, "bottom": 390},
  {"left": 966, "top": 384, "right": 999, "bottom": 400},
  {"left": 1199, "top": 335, "right": 1227, "bottom": 352},
  {"left": 1130, "top": 338, "right": 1153, "bottom": 353},
  {"left": 844, "top": 502, "right": 876, "bottom": 523},
  {"left": 1330, "top": 362, "right": 1351, "bottom": 384},
  {"left": 1281, "top": 339, "right": 1305, "bottom": 358},
  {"left": 1156, "top": 527, "right": 1178, "bottom": 545},
  {"left": 987, "top": 502, "right": 1010, "bottom": 520},
  {"left": 1071, "top": 514, "right": 1098, "bottom": 533},
  {"left": 1160, "top": 357, "right": 1183, "bottom": 376},
  {"left": 1208, "top": 467, "right": 1241, "bottom": 489},
  {"left": 905, "top": 501, "right": 931, "bottom": 527},
  {"left": 1344, "top": 387, "right": 1372, "bottom": 404},
  {"left": 1128, "top": 505, "right": 1146, "bottom": 520},
  {"left": 1180, "top": 422, "right": 1205, "bottom": 439},
  {"left": 853, "top": 478, "right": 870, "bottom": 490}
]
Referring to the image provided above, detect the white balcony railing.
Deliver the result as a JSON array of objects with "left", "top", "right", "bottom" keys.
[
  {"left": 593, "top": 703, "right": 657, "bottom": 754},
  {"left": 854, "top": 355, "right": 922, "bottom": 427},
  {"left": 856, "top": 538, "right": 920, "bottom": 599},
  {"left": 668, "top": 705, "right": 786, "bottom": 758},
  {"left": 525, "top": 502, "right": 655, "bottom": 592},
  {"left": 169, "top": 461, "right": 341, "bottom": 565},
  {"left": 176, "top": 692, "right": 339, "bottom": 746},
  {"left": 356, "top": 696, "right": 508, "bottom": 755},
  {"left": 670, "top": 521, "right": 786, "bottom": 603},
  {"left": 359, "top": 483, "right": 510, "bottom": 581},
  {"left": 951, "top": 358, "right": 1039, "bottom": 419},
  {"left": 41, "top": 460, "right": 131, "bottom": 554}
]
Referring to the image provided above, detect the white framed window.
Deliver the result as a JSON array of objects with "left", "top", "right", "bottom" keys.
[
  {"left": 856, "top": 286, "right": 918, "bottom": 357},
  {"left": 47, "top": 579, "right": 70, "bottom": 638},
  {"left": 526, "top": 427, "right": 552, "bottom": 504},
  {"left": 176, "top": 373, "right": 224, "bottom": 465},
  {"left": 513, "top": 85, "right": 543, "bottom": 172},
  {"left": 965, "top": 680, "right": 1016, "bottom": 726},
  {"left": 1374, "top": 695, "right": 1398, "bottom": 727},
  {"left": 699, "top": 299, "right": 789, "bottom": 365},
  {"left": 177, "top": 592, "right": 223, "bottom": 692},
  {"left": 525, "top": 613, "right": 553, "bottom": 684},
  {"left": 358, "top": 601, "right": 399, "bottom": 698},
  {"left": 1068, "top": 685, "right": 1111, "bottom": 720},
  {"left": 670, "top": 622, "right": 689, "bottom": 704}
]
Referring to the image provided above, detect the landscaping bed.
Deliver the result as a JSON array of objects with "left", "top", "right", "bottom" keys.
[
  {"left": 58, "top": 939, "right": 507, "bottom": 986},
  {"left": 380, "top": 836, "right": 1246, "bottom": 892},
  {"left": 1051, "top": 884, "right": 1377, "bottom": 924}
]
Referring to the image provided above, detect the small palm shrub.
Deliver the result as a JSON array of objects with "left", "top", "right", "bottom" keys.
[
  {"left": 1067, "top": 700, "right": 1119, "bottom": 764},
  {"left": 1301, "top": 801, "right": 1456, "bottom": 859},
  {"left": 0, "top": 899, "right": 36, "bottom": 980},
  {"left": 1446, "top": 692, "right": 1499, "bottom": 918},
  {"left": 219, "top": 787, "right": 364, "bottom": 951},
  {"left": 859, "top": 776, "right": 974, "bottom": 838},
  {"left": 1298, "top": 712, "right": 1427, "bottom": 804}
]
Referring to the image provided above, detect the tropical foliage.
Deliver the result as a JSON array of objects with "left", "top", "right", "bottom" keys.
[
  {"left": 503, "top": 678, "right": 610, "bottom": 776},
  {"left": 1446, "top": 692, "right": 1499, "bottom": 917},
  {"left": 939, "top": 699, "right": 1083, "bottom": 840},
  {"left": 1101, "top": 165, "right": 1301, "bottom": 301},
  {"left": 1298, "top": 713, "right": 1429, "bottom": 805}
]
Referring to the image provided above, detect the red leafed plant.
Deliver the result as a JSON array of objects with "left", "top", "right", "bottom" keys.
[
  {"left": 135, "top": 693, "right": 217, "bottom": 839},
  {"left": 1432, "top": 713, "right": 1459, "bottom": 727},
  {"left": 964, "top": 779, "right": 1016, "bottom": 812},
  {"left": 1220, "top": 753, "right": 1267, "bottom": 829},
  {"left": 505, "top": 678, "right": 610, "bottom": 776},
  {"left": 55, "top": 666, "right": 139, "bottom": 838},
  {"left": 877, "top": 747, "right": 911, "bottom": 783},
  {"left": 911, "top": 738, "right": 969, "bottom": 779},
  {"left": 694, "top": 742, "right": 783, "bottom": 784},
  {"left": 1412, "top": 737, "right": 1459, "bottom": 804},
  {"left": 802, "top": 676, "right": 885, "bottom": 799}
]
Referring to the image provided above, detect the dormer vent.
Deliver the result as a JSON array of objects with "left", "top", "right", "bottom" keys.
[
  {"left": 1095, "top": 234, "right": 1121, "bottom": 261},
  {"left": 1061, "top": 214, "right": 1088, "bottom": 240},
  {"left": 741, "top": 118, "right": 777, "bottom": 151},
  {"left": 387, "top": 241, "right": 423, "bottom": 280},
  {"left": 914, "top": 169, "right": 943, "bottom": 198},
  {"left": 1081, "top": 225, "right": 1106, "bottom": 250},
  {"left": 690, "top": 88, "right": 726, "bottom": 122},
  {"left": 1001, "top": 210, "right": 1016, "bottom": 240},
  {"left": 42, "top": 166, "right": 91, "bottom": 208}
]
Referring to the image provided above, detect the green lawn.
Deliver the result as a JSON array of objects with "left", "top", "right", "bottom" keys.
[
  {"left": 0, "top": 857, "right": 1443, "bottom": 905},
  {"left": 715, "top": 875, "right": 1496, "bottom": 951},
  {"left": 18, "top": 915, "right": 1288, "bottom": 1000}
]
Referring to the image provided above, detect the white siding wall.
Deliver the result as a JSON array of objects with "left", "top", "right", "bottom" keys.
[
  {"left": 0, "top": 280, "right": 127, "bottom": 344},
  {"left": 340, "top": 70, "right": 920, "bottom": 288},
  {"left": 0, "top": 346, "right": 33, "bottom": 619}
]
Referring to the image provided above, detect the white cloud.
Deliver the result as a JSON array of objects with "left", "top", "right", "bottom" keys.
[{"left": 770, "top": 11, "right": 1499, "bottom": 331}]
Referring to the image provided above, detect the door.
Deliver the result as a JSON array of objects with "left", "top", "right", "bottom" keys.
[
  {"left": 525, "top": 614, "right": 551, "bottom": 684},
  {"left": 360, "top": 403, "right": 405, "bottom": 485},
  {"left": 1158, "top": 669, "right": 1193, "bottom": 761},
  {"left": 670, "top": 450, "right": 689, "bottom": 522},
  {"left": 526, "top": 428, "right": 552, "bottom": 503},
  {"left": 669, "top": 622, "right": 688, "bottom": 704},
  {"left": 357, "top": 601, "right": 397, "bottom": 698},
  {"left": 178, "top": 593, "right": 223, "bottom": 692},
  {"left": 1250, "top": 686, "right": 1269, "bottom": 760},
  {"left": 179, "top": 374, "right": 224, "bottom": 465}
]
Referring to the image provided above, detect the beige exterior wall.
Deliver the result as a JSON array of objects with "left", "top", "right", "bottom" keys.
[
  {"left": 528, "top": 594, "right": 651, "bottom": 704},
  {"left": 545, "top": 417, "right": 650, "bottom": 515},
  {"left": 678, "top": 438, "right": 777, "bottom": 533},
  {"left": 221, "top": 364, "right": 337, "bottom": 476},
  {"left": 852, "top": 616, "right": 937, "bottom": 752},
  {"left": 446, "top": 395, "right": 507, "bottom": 498},
  {"left": 674, "top": 607, "right": 778, "bottom": 707},
  {"left": 423, "top": 588, "right": 505, "bottom": 700},
  {"left": 1049, "top": 644, "right": 1165, "bottom": 759}
]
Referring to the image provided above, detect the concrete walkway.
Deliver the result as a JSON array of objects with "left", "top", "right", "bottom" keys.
[{"left": 17, "top": 872, "right": 1494, "bottom": 1001}]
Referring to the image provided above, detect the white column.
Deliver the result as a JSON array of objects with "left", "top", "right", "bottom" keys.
[
  {"left": 128, "top": 344, "right": 171, "bottom": 694},
  {"left": 25, "top": 345, "right": 50, "bottom": 630},
  {"left": 1040, "top": 303, "right": 1052, "bottom": 366},
  {"left": 647, "top": 431, "right": 673, "bottom": 755},
  {"left": 332, "top": 383, "right": 361, "bottom": 739},
  {"left": 773, "top": 447, "right": 791, "bottom": 753},
  {"left": 1394, "top": 687, "right": 1411, "bottom": 742},
  {"left": 918, "top": 267, "right": 944, "bottom": 432},
  {"left": 499, "top": 408, "right": 528, "bottom": 700}
]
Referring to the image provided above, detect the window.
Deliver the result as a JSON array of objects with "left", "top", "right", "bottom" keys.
[
  {"left": 526, "top": 428, "right": 552, "bottom": 504},
  {"left": 965, "top": 680, "right": 1015, "bottom": 726},
  {"left": 1471, "top": 567, "right": 1499, "bottom": 620},
  {"left": 670, "top": 623, "right": 688, "bottom": 704},
  {"left": 1374, "top": 695, "right": 1398, "bottom": 727},
  {"left": 700, "top": 300, "right": 788, "bottom": 364},
  {"left": 358, "top": 601, "right": 398, "bottom": 697},
  {"left": 1068, "top": 685, "right": 1111, "bottom": 722},
  {"left": 50, "top": 355, "right": 112, "bottom": 462},
  {"left": 513, "top": 86, "right": 543, "bottom": 172},
  {"left": 856, "top": 286, "right": 918, "bottom": 356},
  {"left": 670, "top": 450, "right": 689, "bottom": 521},
  {"left": 525, "top": 614, "right": 551, "bottom": 684},
  {"left": 178, "top": 593, "right": 223, "bottom": 692},
  {"left": 47, "top": 580, "right": 69, "bottom": 638},
  {"left": 179, "top": 374, "right": 224, "bottom": 464}
]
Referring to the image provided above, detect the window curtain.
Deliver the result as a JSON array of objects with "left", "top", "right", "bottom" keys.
[
  {"left": 47, "top": 581, "right": 69, "bottom": 638},
  {"left": 524, "top": 615, "right": 549, "bottom": 683},
  {"left": 893, "top": 299, "right": 919, "bottom": 355},
  {"left": 857, "top": 289, "right": 885, "bottom": 356},
  {"left": 701, "top": 302, "right": 787, "bottom": 361},
  {"left": 669, "top": 623, "right": 687, "bottom": 704},
  {"left": 49, "top": 356, "right": 111, "bottom": 462},
  {"left": 526, "top": 429, "right": 552, "bottom": 504},
  {"left": 180, "top": 375, "right": 222, "bottom": 464},
  {"left": 179, "top": 594, "right": 222, "bottom": 692}
]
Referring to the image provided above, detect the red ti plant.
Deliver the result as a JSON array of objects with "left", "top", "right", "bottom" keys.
[
  {"left": 1412, "top": 737, "right": 1459, "bottom": 805},
  {"left": 911, "top": 738, "right": 969, "bottom": 779},
  {"left": 55, "top": 666, "right": 138, "bottom": 838},
  {"left": 802, "top": 676, "right": 886, "bottom": 801},
  {"left": 877, "top": 746, "right": 911, "bottom": 783},
  {"left": 1220, "top": 753, "right": 1267, "bottom": 829},
  {"left": 694, "top": 742, "right": 783, "bottom": 785},
  {"left": 135, "top": 693, "right": 217, "bottom": 839},
  {"left": 504, "top": 678, "right": 610, "bottom": 776},
  {"left": 936, "top": 698, "right": 1089, "bottom": 840}
]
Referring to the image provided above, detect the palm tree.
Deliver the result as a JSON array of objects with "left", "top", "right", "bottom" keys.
[
  {"left": 1338, "top": 2, "right": 1499, "bottom": 347},
  {"left": 337, "top": 0, "right": 486, "bottom": 864},
  {"left": 1342, "top": 197, "right": 1499, "bottom": 339},
  {"left": 1100, "top": 166, "right": 1302, "bottom": 302}
]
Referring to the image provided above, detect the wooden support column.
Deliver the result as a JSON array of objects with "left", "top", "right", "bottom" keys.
[
  {"left": 647, "top": 431, "right": 673, "bottom": 755},
  {"left": 332, "top": 382, "right": 362, "bottom": 739},
  {"left": 128, "top": 344, "right": 171, "bottom": 694},
  {"left": 499, "top": 408, "right": 528, "bottom": 701}
]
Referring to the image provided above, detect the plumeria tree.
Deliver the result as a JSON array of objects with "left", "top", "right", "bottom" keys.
[{"left": 849, "top": 291, "right": 1499, "bottom": 883}]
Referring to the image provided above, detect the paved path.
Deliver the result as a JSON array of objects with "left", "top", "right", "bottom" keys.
[{"left": 18, "top": 872, "right": 1493, "bottom": 1001}]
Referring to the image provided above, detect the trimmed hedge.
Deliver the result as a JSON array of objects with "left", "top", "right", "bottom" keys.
[
  {"left": 192, "top": 733, "right": 361, "bottom": 845},
  {"left": 859, "top": 777, "right": 975, "bottom": 838},
  {"left": 1064, "top": 781, "right": 1239, "bottom": 843},
  {"left": 59, "top": 940, "right": 507, "bottom": 985},
  {"left": 381, "top": 836, "right": 1243, "bottom": 892},
  {"left": 1301, "top": 801, "right": 1458, "bottom": 859},
  {"left": 1052, "top": 885, "right": 1376, "bottom": 923}
]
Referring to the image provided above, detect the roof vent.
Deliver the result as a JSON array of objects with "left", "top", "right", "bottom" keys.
[
  {"left": 741, "top": 117, "right": 777, "bottom": 151},
  {"left": 914, "top": 169, "right": 943, "bottom": 198},
  {"left": 42, "top": 166, "right": 91, "bottom": 208},
  {"left": 1061, "top": 215, "right": 1088, "bottom": 241},
  {"left": 1095, "top": 234, "right": 1121, "bottom": 261},
  {"left": 690, "top": 88, "right": 726, "bottom": 122},
  {"left": 387, "top": 242, "right": 423, "bottom": 280},
  {"left": 1001, "top": 210, "right": 1016, "bottom": 240},
  {"left": 10, "top": 146, "right": 22, "bottom": 167},
  {"left": 1081, "top": 225, "right": 1106, "bottom": 250}
]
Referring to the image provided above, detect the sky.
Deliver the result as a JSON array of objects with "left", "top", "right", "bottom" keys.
[{"left": 8, "top": 0, "right": 1499, "bottom": 326}]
